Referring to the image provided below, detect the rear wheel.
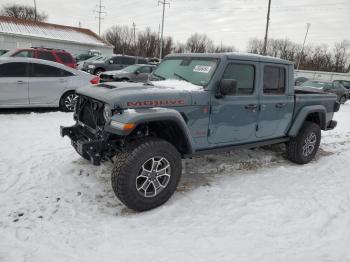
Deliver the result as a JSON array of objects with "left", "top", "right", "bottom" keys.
[
  {"left": 286, "top": 121, "right": 321, "bottom": 164},
  {"left": 111, "top": 138, "right": 182, "bottom": 211},
  {"left": 60, "top": 91, "right": 78, "bottom": 112}
]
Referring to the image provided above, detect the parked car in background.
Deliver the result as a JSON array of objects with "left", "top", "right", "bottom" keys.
[
  {"left": 294, "top": 77, "right": 309, "bottom": 86},
  {"left": 301, "top": 80, "right": 348, "bottom": 104},
  {"left": 3, "top": 47, "right": 76, "bottom": 68},
  {"left": 0, "top": 50, "right": 9, "bottom": 56},
  {"left": 85, "top": 55, "right": 148, "bottom": 75},
  {"left": 333, "top": 80, "right": 350, "bottom": 98},
  {"left": 99, "top": 64, "right": 156, "bottom": 83},
  {"left": 77, "top": 55, "right": 105, "bottom": 70},
  {"left": 75, "top": 50, "right": 102, "bottom": 63},
  {"left": 0, "top": 57, "right": 99, "bottom": 112}
]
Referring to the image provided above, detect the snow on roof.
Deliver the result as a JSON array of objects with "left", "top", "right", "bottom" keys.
[{"left": 0, "top": 16, "right": 111, "bottom": 47}]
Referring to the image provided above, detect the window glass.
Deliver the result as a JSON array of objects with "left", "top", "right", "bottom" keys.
[
  {"left": 222, "top": 63, "right": 255, "bottom": 95},
  {"left": 61, "top": 70, "right": 74, "bottom": 77},
  {"left": 13, "top": 50, "right": 33, "bottom": 58},
  {"left": 57, "top": 53, "right": 74, "bottom": 63},
  {"left": 31, "top": 63, "right": 62, "bottom": 77},
  {"left": 263, "top": 66, "right": 286, "bottom": 95},
  {"left": 37, "top": 51, "right": 56, "bottom": 62},
  {"left": 139, "top": 66, "right": 152, "bottom": 73},
  {"left": 138, "top": 58, "right": 148, "bottom": 64},
  {"left": 121, "top": 57, "right": 136, "bottom": 65},
  {"left": 0, "top": 62, "right": 27, "bottom": 77},
  {"left": 111, "top": 57, "right": 122, "bottom": 64},
  {"left": 153, "top": 58, "right": 218, "bottom": 86}
]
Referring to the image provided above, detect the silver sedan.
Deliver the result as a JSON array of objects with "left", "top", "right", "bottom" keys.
[{"left": 0, "top": 57, "right": 99, "bottom": 111}]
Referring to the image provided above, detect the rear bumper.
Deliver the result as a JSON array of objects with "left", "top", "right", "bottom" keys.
[
  {"left": 326, "top": 120, "right": 337, "bottom": 131},
  {"left": 60, "top": 125, "right": 107, "bottom": 166}
]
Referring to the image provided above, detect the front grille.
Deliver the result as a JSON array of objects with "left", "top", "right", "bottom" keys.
[{"left": 76, "top": 96, "right": 105, "bottom": 129}]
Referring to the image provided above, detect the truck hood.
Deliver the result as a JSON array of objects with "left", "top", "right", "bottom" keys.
[{"left": 76, "top": 80, "right": 203, "bottom": 109}]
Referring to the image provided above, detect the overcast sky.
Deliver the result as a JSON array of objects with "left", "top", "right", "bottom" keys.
[{"left": 6, "top": 0, "right": 350, "bottom": 50}]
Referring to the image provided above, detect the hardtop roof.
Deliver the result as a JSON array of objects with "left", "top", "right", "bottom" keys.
[{"left": 166, "top": 52, "right": 294, "bottom": 65}]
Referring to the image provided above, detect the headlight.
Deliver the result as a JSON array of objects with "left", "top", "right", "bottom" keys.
[
  {"left": 88, "top": 65, "right": 96, "bottom": 69},
  {"left": 103, "top": 104, "right": 112, "bottom": 122}
]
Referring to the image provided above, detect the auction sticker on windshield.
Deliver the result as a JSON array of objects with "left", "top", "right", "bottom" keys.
[{"left": 193, "top": 65, "right": 212, "bottom": 73}]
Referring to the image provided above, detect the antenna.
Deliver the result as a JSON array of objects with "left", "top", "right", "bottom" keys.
[
  {"left": 94, "top": 0, "right": 106, "bottom": 36},
  {"left": 158, "top": 0, "right": 170, "bottom": 59}
]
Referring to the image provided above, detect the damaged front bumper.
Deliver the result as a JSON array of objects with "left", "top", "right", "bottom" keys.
[{"left": 60, "top": 125, "right": 109, "bottom": 166}]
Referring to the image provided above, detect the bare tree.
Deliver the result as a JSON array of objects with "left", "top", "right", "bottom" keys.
[
  {"left": 103, "top": 25, "right": 134, "bottom": 55},
  {"left": 0, "top": 4, "right": 47, "bottom": 22},
  {"left": 333, "top": 40, "right": 350, "bottom": 73},
  {"left": 186, "top": 33, "right": 214, "bottom": 53}
]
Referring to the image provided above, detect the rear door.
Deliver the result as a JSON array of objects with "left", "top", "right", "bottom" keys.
[
  {"left": 28, "top": 63, "right": 67, "bottom": 104},
  {"left": 256, "top": 64, "right": 294, "bottom": 138},
  {"left": 0, "top": 62, "right": 29, "bottom": 105}
]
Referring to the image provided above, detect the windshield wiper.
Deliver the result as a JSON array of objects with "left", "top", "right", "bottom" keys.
[
  {"left": 174, "top": 72, "right": 189, "bottom": 82},
  {"left": 152, "top": 73, "right": 165, "bottom": 80}
]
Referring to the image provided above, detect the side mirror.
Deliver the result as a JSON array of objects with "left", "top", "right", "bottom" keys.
[
  {"left": 109, "top": 60, "right": 113, "bottom": 64},
  {"left": 218, "top": 79, "right": 238, "bottom": 97},
  {"left": 135, "top": 70, "right": 140, "bottom": 75}
]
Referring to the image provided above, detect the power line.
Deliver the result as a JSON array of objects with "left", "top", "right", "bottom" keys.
[
  {"left": 158, "top": 0, "right": 170, "bottom": 59},
  {"left": 94, "top": 0, "right": 106, "bottom": 37}
]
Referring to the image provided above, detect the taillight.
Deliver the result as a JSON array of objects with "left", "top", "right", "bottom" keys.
[{"left": 90, "top": 76, "right": 100, "bottom": 85}]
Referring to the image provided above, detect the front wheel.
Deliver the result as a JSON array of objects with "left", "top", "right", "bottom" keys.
[
  {"left": 286, "top": 121, "right": 321, "bottom": 164},
  {"left": 111, "top": 138, "right": 182, "bottom": 211}
]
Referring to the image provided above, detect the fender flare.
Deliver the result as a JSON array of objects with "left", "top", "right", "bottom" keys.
[
  {"left": 105, "top": 107, "right": 195, "bottom": 154},
  {"left": 288, "top": 105, "right": 327, "bottom": 137}
]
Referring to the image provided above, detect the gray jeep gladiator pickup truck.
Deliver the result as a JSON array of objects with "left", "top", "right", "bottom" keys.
[{"left": 61, "top": 53, "right": 339, "bottom": 211}]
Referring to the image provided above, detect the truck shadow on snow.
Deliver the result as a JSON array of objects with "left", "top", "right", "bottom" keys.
[{"left": 0, "top": 108, "right": 60, "bottom": 114}]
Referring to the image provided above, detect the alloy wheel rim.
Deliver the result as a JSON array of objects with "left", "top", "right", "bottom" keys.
[
  {"left": 302, "top": 132, "right": 317, "bottom": 157},
  {"left": 64, "top": 94, "right": 78, "bottom": 111},
  {"left": 136, "top": 156, "right": 171, "bottom": 198}
]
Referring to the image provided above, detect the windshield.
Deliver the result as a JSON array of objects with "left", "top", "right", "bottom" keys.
[
  {"left": 121, "top": 65, "right": 141, "bottom": 73},
  {"left": 152, "top": 57, "right": 218, "bottom": 86},
  {"left": 301, "top": 81, "right": 331, "bottom": 89}
]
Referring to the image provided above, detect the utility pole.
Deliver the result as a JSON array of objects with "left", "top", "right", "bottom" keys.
[
  {"left": 158, "top": 0, "right": 170, "bottom": 59},
  {"left": 33, "top": 0, "right": 37, "bottom": 22},
  {"left": 297, "top": 23, "right": 311, "bottom": 70},
  {"left": 94, "top": 0, "right": 106, "bottom": 37},
  {"left": 132, "top": 22, "right": 136, "bottom": 45},
  {"left": 263, "top": 0, "right": 272, "bottom": 55}
]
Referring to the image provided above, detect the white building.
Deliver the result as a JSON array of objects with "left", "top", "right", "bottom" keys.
[
  {"left": 295, "top": 69, "right": 350, "bottom": 82},
  {"left": 0, "top": 16, "right": 113, "bottom": 56}
]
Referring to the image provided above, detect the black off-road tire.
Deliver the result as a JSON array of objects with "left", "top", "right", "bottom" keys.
[
  {"left": 60, "top": 91, "right": 77, "bottom": 112},
  {"left": 111, "top": 138, "right": 182, "bottom": 211},
  {"left": 286, "top": 121, "right": 321, "bottom": 164}
]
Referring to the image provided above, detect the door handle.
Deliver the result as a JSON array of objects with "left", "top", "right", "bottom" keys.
[
  {"left": 245, "top": 104, "right": 258, "bottom": 112},
  {"left": 58, "top": 79, "right": 67, "bottom": 83},
  {"left": 17, "top": 80, "right": 25, "bottom": 84},
  {"left": 275, "top": 103, "right": 286, "bottom": 108}
]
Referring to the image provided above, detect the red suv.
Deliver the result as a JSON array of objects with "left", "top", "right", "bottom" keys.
[{"left": 7, "top": 47, "right": 76, "bottom": 68}]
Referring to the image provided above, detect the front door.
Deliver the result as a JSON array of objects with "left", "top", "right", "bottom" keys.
[
  {"left": 208, "top": 61, "right": 259, "bottom": 145},
  {"left": 257, "top": 64, "right": 293, "bottom": 138},
  {"left": 0, "top": 62, "right": 29, "bottom": 105},
  {"left": 28, "top": 63, "right": 67, "bottom": 104}
]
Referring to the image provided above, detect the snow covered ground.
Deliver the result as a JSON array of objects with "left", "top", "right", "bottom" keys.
[{"left": 0, "top": 104, "right": 350, "bottom": 262}]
